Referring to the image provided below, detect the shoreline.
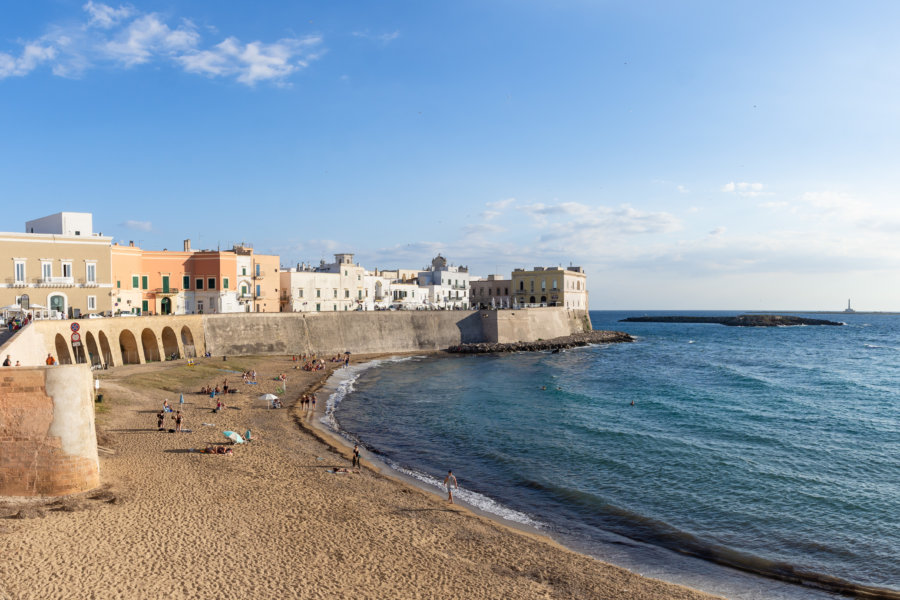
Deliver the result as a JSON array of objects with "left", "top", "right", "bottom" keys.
[{"left": 311, "top": 352, "right": 860, "bottom": 600}]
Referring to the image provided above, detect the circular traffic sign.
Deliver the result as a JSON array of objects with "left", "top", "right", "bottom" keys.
[
  {"left": 71, "top": 332, "right": 81, "bottom": 342},
  {"left": 70, "top": 322, "right": 80, "bottom": 332}
]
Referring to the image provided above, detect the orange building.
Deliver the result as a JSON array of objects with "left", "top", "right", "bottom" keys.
[{"left": 111, "top": 240, "right": 280, "bottom": 315}]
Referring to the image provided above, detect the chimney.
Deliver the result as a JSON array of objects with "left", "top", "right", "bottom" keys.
[
  {"left": 129, "top": 241, "right": 134, "bottom": 247},
  {"left": 184, "top": 239, "right": 191, "bottom": 252}
]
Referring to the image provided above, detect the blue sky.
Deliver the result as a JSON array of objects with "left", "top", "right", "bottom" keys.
[{"left": 3, "top": 1, "right": 900, "bottom": 310}]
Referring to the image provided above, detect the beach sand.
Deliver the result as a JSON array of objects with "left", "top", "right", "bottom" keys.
[{"left": 0, "top": 355, "right": 722, "bottom": 600}]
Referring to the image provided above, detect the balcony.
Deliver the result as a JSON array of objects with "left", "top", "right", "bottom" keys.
[
  {"left": 253, "top": 270, "right": 265, "bottom": 279},
  {"left": 154, "top": 288, "right": 180, "bottom": 296},
  {"left": 39, "top": 276, "right": 75, "bottom": 287}
]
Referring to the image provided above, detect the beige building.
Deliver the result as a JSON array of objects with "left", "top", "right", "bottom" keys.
[
  {"left": 470, "top": 275, "right": 511, "bottom": 309},
  {"left": 1, "top": 213, "right": 112, "bottom": 318},
  {"left": 511, "top": 265, "right": 588, "bottom": 309}
]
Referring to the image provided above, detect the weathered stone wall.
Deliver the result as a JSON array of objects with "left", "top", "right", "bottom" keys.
[
  {"left": 203, "top": 310, "right": 489, "bottom": 356},
  {"left": 0, "top": 365, "right": 99, "bottom": 497},
  {"left": 0, "top": 309, "right": 591, "bottom": 365}
]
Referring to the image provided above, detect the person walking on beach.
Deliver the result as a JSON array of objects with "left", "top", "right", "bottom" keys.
[{"left": 444, "top": 470, "right": 458, "bottom": 504}]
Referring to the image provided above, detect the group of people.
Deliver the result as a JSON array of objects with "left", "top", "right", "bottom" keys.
[
  {"left": 299, "top": 393, "right": 317, "bottom": 410},
  {"left": 5, "top": 313, "right": 31, "bottom": 332},
  {"left": 241, "top": 370, "right": 257, "bottom": 383},
  {"left": 301, "top": 359, "right": 326, "bottom": 372},
  {"left": 157, "top": 407, "right": 185, "bottom": 432}
]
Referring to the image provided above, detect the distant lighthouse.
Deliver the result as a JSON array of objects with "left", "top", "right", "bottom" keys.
[{"left": 844, "top": 299, "right": 855, "bottom": 313}]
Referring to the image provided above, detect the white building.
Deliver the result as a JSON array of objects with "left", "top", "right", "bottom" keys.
[
  {"left": 25, "top": 212, "right": 95, "bottom": 237},
  {"left": 417, "top": 255, "right": 470, "bottom": 309},
  {"left": 280, "top": 253, "right": 366, "bottom": 312}
]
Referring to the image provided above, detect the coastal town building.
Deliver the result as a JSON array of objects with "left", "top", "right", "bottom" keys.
[
  {"left": 279, "top": 254, "right": 366, "bottom": 312},
  {"left": 469, "top": 275, "right": 511, "bottom": 309},
  {"left": 511, "top": 265, "right": 588, "bottom": 309},
  {"left": 417, "top": 255, "right": 470, "bottom": 309},
  {"left": 110, "top": 240, "right": 280, "bottom": 315},
  {"left": 0, "top": 212, "right": 113, "bottom": 318}
]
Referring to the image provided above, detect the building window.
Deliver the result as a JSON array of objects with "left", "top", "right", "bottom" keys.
[
  {"left": 344, "top": 290, "right": 349, "bottom": 298},
  {"left": 62, "top": 262, "right": 72, "bottom": 278},
  {"left": 86, "top": 263, "right": 96, "bottom": 283},
  {"left": 316, "top": 289, "right": 321, "bottom": 298},
  {"left": 333, "top": 289, "right": 337, "bottom": 298},
  {"left": 519, "top": 281, "right": 524, "bottom": 291},
  {"left": 242, "top": 267, "right": 247, "bottom": 276},
  {"left": 132, "top": 275, "right": 139, "bottom": 288},
  {"left": 333, "top": 305, "right": 337, "bottom": 311},
  {"left": 256, "top": 284, "right": 260, "bottom": 297},
  {"left": 552, "top": 279, "right": 558, "bottom": 290},
  {"left": 142, "top": 300, "right": 149, "bottom": 313},
  {"left": 223, "top": 278, "right": 229, "bottom": 289},
  {"left": 42, "top": 262, "right": 52, "bottom": 280},
  {"left": 14, "top": 261, "right": 25, "bottom": 283},
  {"left": 196, "top": 278, "right": 204, "bottom": 290},
  {"left": 358, "top": 290, "right": 362, "bottom": 299},
  {"left": 141, "top": 275, "right": 148, "bottom": 290},
  {"left": 207, "top": 277, "right": 215, "bottom": 290},
  {"left": 316, "top": 303, "right": 321, "bottom": 311},
  {"left": 87, "top": 296, "right": 96, "bottom": 310},
  {"left": 241, "top": 284, "right": 248, "bottom": 297},
  {"left": 255, "top": 264, "right": 260, "bottom": 276},
  {"left": 116, "top": 280, "right": 121, "bottom": 288},
  {"left": 298, "top": 289, "right": 304, "bottom": 298},
  {"left": 541, "top": 279, "right": 546, "bottom": 291}
]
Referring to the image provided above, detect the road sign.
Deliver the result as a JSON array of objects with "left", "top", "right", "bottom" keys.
[
  {"left": 72, "top": 341, "right": 82, "bottom": 348},
  {"left": 71, "top": 332, "right": 81, "bottom": 343},
  {"left": 70, "top": 322, "right": 80, "bottom": 333}
]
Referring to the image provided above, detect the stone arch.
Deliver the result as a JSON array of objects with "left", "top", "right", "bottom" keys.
[
  {"left": 181, "top": 326, "right": 196, "bottom": 358},
  {"left": 54, "top": 334, "right": 73, "bottom": 365},
  {"left": 141, "top": 328, "right": 161, "bottom": 362},
  {"left": 540, "top": 296, "right": 547, "bottom": 304},
  {"left": 84, "top": 331, "right": 101, "bottom": 367},
  {"left": 161, "top": 326, "right": 180, "bottom": 360},
  {"left": 529, "top": 296, "right": 536, "bottom": 304},
  {"left": 98, "top": 330, "right": 114, "bottom": 367},
  {"left": 119, "top": 330, "right": 141, "bottom": 364}
]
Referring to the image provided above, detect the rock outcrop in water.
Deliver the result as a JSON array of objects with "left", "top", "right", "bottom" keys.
[
  {"left": 447, "top": 330, "right": 633, "bottom": 354},
  {"left": 619, "top": 314, "right": 843, "bottom": 327}
]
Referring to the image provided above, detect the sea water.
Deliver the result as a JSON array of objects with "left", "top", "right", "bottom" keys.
[{"left": 323, "top": 311, "right": 900, "bottom": 599}]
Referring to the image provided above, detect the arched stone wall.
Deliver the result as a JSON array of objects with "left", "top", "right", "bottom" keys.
[
  {"left": 119, "top": 330, "right": 141, "bottom": 365},
  {"left": 161, "top": 327, "right": 180, "bottom": 360},
  {"left": 98, "top": 331, "right": 114, "bottom": 367},
  {"left": 54, "top": 334, "right": 72, "bottom": 365},
  {"left": 141, "top": 328, "right": 160, "bottom": 362},
  {"left": 181, "top": 326, "right": 196, "bottom": 358},
  {"left": 84, "top": 332, "right": 101, "bottom": 367}
]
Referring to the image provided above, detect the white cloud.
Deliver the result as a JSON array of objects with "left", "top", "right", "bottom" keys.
[
  {"left": 722, "top": 181, "right": 769, "bottom": 197},
  {"left": 122, "top": 219, "right": 152, "bottom": 231},
  {"left": 677, "top": 185, "right": 689, "bottom": 194},
  {"left": 352, "top": 30, "right": 400, "bottom": 44},
  {"left": 0, "top": 3, "right": 323, "bottom": 85},
  {"left": 84, "top": 1, "right": 134, "bottom": 29}
]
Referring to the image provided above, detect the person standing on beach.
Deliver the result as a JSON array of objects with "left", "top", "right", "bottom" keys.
[
  {"left": 174, "top": 411, "right": 183, "bottom": 433},
  {"left": 157, "top": 410, "right": 165, "bottom": 430},
  {"left": 352, "top": 444, "right": 360, "bottom": 468},
  {"left": 444, "top": 470, "right": 458, "bottom": 504},
  {"left": 2, "top": 355, "right": 10, "bottom": 367}
]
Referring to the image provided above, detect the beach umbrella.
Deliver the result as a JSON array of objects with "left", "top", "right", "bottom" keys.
[
  {"left": 179, "top": 393, "right": 184, "bottom": 405},
  {"left": 258, "top": 393, "right": 278, "bottom": 401},
  {"left": 223, "top": 431, "right": 244, "bottom": 444}
]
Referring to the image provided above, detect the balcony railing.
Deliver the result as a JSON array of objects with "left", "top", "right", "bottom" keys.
[
  {"left": 154, "top": 288, "right": 180, "bottom": 296},
  {"left": 40, "top": 276, "right": 75, "bottom": 286},
  {"left": 253, "top": 270, "right": 265, "bottom": 279}
]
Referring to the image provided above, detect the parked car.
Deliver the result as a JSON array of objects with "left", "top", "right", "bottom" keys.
[{"left": 86, "top": 313, "right": 104, "bottom": 319}]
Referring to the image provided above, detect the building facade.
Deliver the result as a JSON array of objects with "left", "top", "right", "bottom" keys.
[
  {"left": 1, "top": 213, "right": 112, "bottom": 318},
  {"left": 417, "top": 255, "right": 470, "bottom": 309},
  {"left": 469, "top": 275, "right": 511, "bottom": 309},
  {"left": 280, "top": 254, "right": 366, "bottom": 313},
  {"left": 511, "top": 265, "right": 588, "bottom": 309}
]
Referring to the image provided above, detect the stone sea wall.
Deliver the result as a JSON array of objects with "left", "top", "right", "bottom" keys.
[{"left": 0, "top": 365, "right": 100, "bottom": 497}]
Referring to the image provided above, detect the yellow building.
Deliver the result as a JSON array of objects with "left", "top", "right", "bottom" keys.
[
  {"left": 511, "top": 265, "right": 588, "bottom": 309},
  {"left": 1, "top": 213, "right": 112, "bottom": 317}
]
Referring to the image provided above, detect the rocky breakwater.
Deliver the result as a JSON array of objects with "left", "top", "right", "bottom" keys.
[
  {"left": 448, "top": 330, "right": 634, "bottom": 354},
  {"left": 620, "top": 314, "right": 843, "bottom": 327}
]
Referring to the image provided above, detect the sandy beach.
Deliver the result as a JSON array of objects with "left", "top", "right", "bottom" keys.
[{"left": 0, "top": 354, "right": 722, "bottom": 600}]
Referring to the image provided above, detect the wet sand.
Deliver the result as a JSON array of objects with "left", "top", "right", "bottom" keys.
[{"left": 0, "top": 354, "right": 722, "bottom": 600}]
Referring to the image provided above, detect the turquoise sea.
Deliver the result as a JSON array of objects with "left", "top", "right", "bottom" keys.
[{"left": 322, "top": 311, "right": 900, "bottom": 599}]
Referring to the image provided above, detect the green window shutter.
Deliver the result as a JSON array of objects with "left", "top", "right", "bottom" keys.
[
  {"left": 183, "top": 275, "right": 190, "bottom": 289},
  {"left": 141, "top": 276, "right": 148, "bottom": 290},
  {"left": 132, "top": 275, "right": 139, "bottom": 288},
  {"left": 223, "top": 278, "right": 229, "bottom": 289}
]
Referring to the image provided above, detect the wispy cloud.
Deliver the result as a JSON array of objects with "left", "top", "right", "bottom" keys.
[
  {"left": 721, "top": 181, "right": 769, "bottom": 197},
  {"left": 0, "top": 2, "right": 324, "bottom": 85},
  {"left": 121, "top": 219, "right": 152, "bottom": 231},
  {"left": 352, "top": 30, "right": 400, "bottom": 44}
]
